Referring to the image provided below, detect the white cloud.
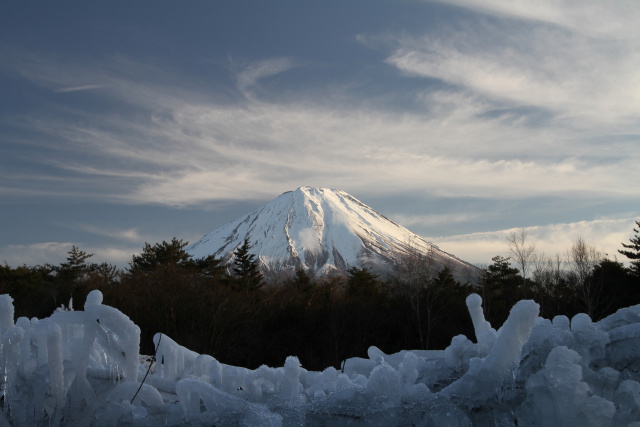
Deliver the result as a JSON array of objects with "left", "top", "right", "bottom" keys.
[
  {"left": 71, "top": 225, "right": 147, "bottom": 243},
  {"left": 0, "top": 7, "right": 638, "bottom": 273},
  {"left": 0, "top": 241, "right": 139, "bottom": 269},
  {"left": 430, "top": 217, "right": 639, "bottom": 266},
  {"left": 54, "top": 84, "right": 108, "bottom": 93},
  {"left": 5, "top": 218, "right": 635, "bottom": 270},
  {"left": 75, "top": 100, "right": 637, "bottom": 205},
  {"left": 2, "top": 41, "right": 639, "bottom": 274},
  {"left": 89, "top": 246, "right": 138, "bottom": 267},
  {"left": 384, "top": 20, "right": 640, "bottom": 126},
  {"left": 6, "top": 62, "right": 638, "bottom": 208},
  {"left": 234, "top": 57, "right": 296, "bottom": 99},
  {"left": 390, "top": 212, "right": 480, "bottom": 228},
  {"left": 0, "top": 242, "right": 74, "bottom": 267},
  {"left": 431, "top": 0, "right": 640, "bottom": 40}
]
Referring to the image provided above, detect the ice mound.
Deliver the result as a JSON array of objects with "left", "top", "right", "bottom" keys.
[{"left": 1, "top": 291, "right": 640, "bottom": 425}]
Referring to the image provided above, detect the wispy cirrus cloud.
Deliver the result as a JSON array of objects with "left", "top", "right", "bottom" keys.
[
  {"left": 3, "top": 1, "right": 638, "bottom": 270},
  {"left": 429, "top": 0, "right": 640, "bottom": 39},
  {"left": 390, "top": 212, "right": 481, "bottom": 228},
  {"left": 382, "top": 20, "right": 640, "bottom": 127},
  {"left": 234, "top": 57, "right": 296, "bottom": 99},
  {"left": 2, "top": 50, "right": 638, "bottom": 209},
  {"left": 2, "top": 16, "right": 638, "bottom": 239},
  {"left": 13, "top": 89, "right": 636, "bottom": 206},
  {"left": 54, "top": 84, "right": 108, "bottom": 93},
  {"left": 70, "top": 224, "right": 148, "bottom": 243}
]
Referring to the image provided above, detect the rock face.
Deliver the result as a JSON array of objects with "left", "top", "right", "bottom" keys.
[{"left": 187, "top": 187, "right": 477, "bottom": 279}]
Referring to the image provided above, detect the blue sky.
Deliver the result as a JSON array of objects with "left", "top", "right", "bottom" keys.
[{"left": 1, "top": 0, "right": 639, "bottom": 268}]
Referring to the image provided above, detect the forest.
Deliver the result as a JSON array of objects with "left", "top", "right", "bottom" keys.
[{"left": 1, "top": 221, "right": 639, "bottom": 372}]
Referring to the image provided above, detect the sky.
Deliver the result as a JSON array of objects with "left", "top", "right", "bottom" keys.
[{"left": 1, "top": 0, "right": 639, "bottom": 270}]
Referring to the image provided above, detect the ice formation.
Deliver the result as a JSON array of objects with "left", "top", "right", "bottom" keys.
[{"left": 1, "top": 291, "right": 640, "bottom": 426}]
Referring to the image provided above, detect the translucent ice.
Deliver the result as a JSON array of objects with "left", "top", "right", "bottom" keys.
[
  {"left": 518, "top": 346, "right": 615, "bottom": 426},
  {"left": 441, "top": 299, "right": 539, "bottom": 403},
  {"left": 465, "top": 293, "right": 497, "bottom": 355},
  {"left": 0, "top": 295, "right": 14, "bottom": 334},
  {"left": 153, "top": 332, "right": 198, "bottom": 382},
  {"left": 1, "top": 290, "right": 640, "bottom": 426}
]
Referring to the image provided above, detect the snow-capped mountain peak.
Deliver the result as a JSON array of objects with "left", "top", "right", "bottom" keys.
[{"left": 187, "top": 187, "right": 475, "bottom": 278}]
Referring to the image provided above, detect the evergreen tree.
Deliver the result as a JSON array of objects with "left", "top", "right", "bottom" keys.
[
  {"left": 346, "top": 266, "right": 379, "bottom": 297},
  {"left": 128, "top": 238, "right": 191, "bottom": 273},
  {"left": 127, "top": 237, "right": 224, "bottom": 285},
  {"left": 433, "top": 266, "right": 457, "bottom": 290},
  {"left": 589, "top": 258, "right": 635, "bottom": 319},
  {"left": 619, "top": 220, "right": 640, "bottom": 278},
  {"left": 85, "top": 262, "right": 121, "bottom": 288},
  {"left": 481, "top": 256, "right": 523, "bottom": 324},
  {"left": 58, "top": 245, "right": 93, "bottom": 277},
  {"left": 55, "top": 245, "right": 94, "bottom": 307},
  {"left": 292, "top": 268, "right": 313, "bottom": 293},
  {"left": 232, "top": 238, "right": 264, "bottom": 291},
  {"left": 118, "top": 239, "right": 225, "bottom": 351},
  {"left": 0, "top": 264, "right": 56, "bottom": 318},
  {"left": 193, "top": 254, "right": 226, "bottom": 281}
]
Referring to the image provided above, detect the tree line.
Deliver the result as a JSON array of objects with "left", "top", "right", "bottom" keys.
[{"left": 1, "top": 221, "right": 639, "bottom": 371}]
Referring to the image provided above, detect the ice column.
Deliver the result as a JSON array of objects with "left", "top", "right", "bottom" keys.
[
  {"left": 442, "top": 298, "right": 539, "bottom": 402},
  {"left": 0, "top": 295, "right": 15, "bottom": 335},
  {"left": 47, "top": 323, "right": 65, "bottom": 414},
  {"left": 279, "top": 356, "right": 303, "bottom": 402},
  {"left": 465, "top": 293, "right": 497, "bottom": 355},
  {"left": 153, "top": 333, "right": 199, "bottom": 381},
  {"left": 86, "top": 290, "right": 140, "bottom": 382}
]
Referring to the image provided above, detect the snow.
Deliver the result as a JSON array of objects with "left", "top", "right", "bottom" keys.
[
  {"left": 186, "top": 187, "right": 475, "bottom": 278},
  {"left": 2, "top": 291, "right": 640, "bottom": 425}
]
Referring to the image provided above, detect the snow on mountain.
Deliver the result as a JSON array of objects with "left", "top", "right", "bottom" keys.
[{"left": 187, "top": 187, "right": 477, "bottom": 279}]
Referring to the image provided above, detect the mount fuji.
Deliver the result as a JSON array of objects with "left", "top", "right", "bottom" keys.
[{"left": 187, "top": 187, "right": 477, "bottom": 280}]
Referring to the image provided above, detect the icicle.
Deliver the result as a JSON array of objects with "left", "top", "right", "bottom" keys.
[
  {"left": 0, "top": 295, "right": 15, "bottom": 336},
  {"left": 47, "top": 323, "right": 65, "bottom": 415}
]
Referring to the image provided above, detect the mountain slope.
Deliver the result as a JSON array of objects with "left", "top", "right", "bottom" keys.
[{"left": 187, "top": 187, "right": 477, "bottom": 279}]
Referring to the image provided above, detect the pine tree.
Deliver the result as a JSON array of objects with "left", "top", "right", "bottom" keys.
[
  {"left": 433, "top": 266, "right": 457, "bottom": 289},
  {"left": 293, "top": 268, "right": 313, "bottom": 293},
  {"left": 55, "top": 245, "right": 94, "bottom": 307},
  {"left": 619, "top": 220, "right": 640, "bottom": 278},
  {"left": 232, "top": 238, "right": 264, "bottom": 291},
  {"left": 128, "top": 238, "right": 191, "bottom": 273},
  {"left": 128, "top": 237, "right": 224, "bottom": 280},
  {"left": 58, "top": 245, "right": 93, "bottom": 278},
  {"left": 481, "top": 256, "right": 523, "bottom": 324},
  {"left": 346, "top": 266, "right": 379, "bottom": 297}
]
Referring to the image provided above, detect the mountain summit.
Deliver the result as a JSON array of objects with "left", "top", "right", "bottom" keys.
[{"left": 187, "top": 187, "right": 476, "bottom": 279}]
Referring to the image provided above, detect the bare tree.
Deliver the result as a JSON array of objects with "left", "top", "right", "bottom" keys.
[
  {"left": 567, "top": 237, "right": 604, "bottom": 318},
  {"left": 506, "top": 228, "right": 536, "bottom": 295},
  {"left": 392, "top": 243, "right": 438, "bottom": 349},
  {"left": 531, "top": 252, "right": 549, "bottom": 289},
  {"left": 568, "top": 238, "right": 599, "bottom": 285},
  {"left": 531, "top": 251, "right": 570, "bottom": 315}
]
